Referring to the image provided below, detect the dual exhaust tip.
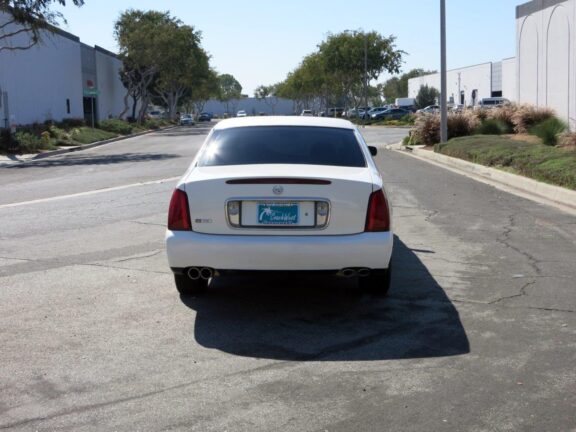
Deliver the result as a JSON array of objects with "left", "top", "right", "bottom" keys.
[
  {"left": 187, "top": 267, "right": 214, "bottom": 280},
  {"left": 187, "top": 267, "right": 369, "bottom": 280},
  {"left": 339, "top": 268, "right": 371, "bottom": 278}
]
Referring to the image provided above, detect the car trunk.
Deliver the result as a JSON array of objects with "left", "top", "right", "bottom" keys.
[{"left": 183, "top": 164, "right": 375, "bottom": 236}]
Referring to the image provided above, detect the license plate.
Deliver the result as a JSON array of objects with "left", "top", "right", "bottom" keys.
[{"left": 257, "top": 202, "right": 299, "bottom": 225}]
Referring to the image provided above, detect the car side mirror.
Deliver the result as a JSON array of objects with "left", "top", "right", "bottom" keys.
[{"left": 368, "top": 146, "right": 378, "bottom": 157}]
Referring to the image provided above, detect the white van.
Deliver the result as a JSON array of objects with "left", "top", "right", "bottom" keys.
[{"left": 478, "top": 97, "right": 510, "bottom": 109}]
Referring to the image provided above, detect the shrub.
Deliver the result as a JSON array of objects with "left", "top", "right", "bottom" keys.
[
  {"left": 0, "top": 128, "right": 16, "bottom": 152},
  {"left": 400, "top": 114, "right": 416, "bottom": 125},
  {"left": 144, "top": 119, "right": 162, "bottom": 130},
  {"left": 529, "top": 117, "right": 567, "bottom": 146},
  {"left": 448, "top": 112, "right": 479, "bottom": 139},
  {"left": 48, "top": 125, "right": 79, "bottom": 145},
  {"left": 59, "top": 118, "right": 86, "bottom": 129},
  {"left": 475, "top": 109, "right": 489, "bottom": 122},
  {"left": 558, "top": 132, "right": 576, "bottom": 149},
  {"left": 412, "top": 114, "right": 440, "bottom": 146},
  {"left": 512, "top": 104, "right": 555, "bottom": 133},
  {"left": 476, "top": 119, "right": 508, "bottom": 135},
  {"left": 14, "top": 131, "right": 56, "bottom": 153},
  {"left": 98, "top": 119, "right": 133, "bottom": 135},
  {"left": 412, "top": 112, "right": 478, "bottom": 146},
  {"left": 487, "top": 105, "right": 515, "bottom": 133}
]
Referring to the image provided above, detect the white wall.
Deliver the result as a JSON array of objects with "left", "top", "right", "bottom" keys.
[
  {"left": 0, "top": 12, "right": 83, "bottom": 126},
  {"left": 502, "top": 57, "right": 517, "bottom": 101},
  {"left": 95, "top": 48, "right": 127, "bottom": 120},
  {"left": 408, "top": 62, "right": 493, "bottom": 107},
  {"left": 516, "top": 0, "right": 575, "bottom": 126}
]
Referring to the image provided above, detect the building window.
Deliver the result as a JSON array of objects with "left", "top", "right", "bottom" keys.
[{"left": 66, "top": 99, "right": 71, "bottom": 114}]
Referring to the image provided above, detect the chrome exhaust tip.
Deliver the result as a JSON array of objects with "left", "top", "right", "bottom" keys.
[
  {"left": 339, "top": 268, "right": 357, "bottom": 278},
  {"left": 357, "top": 268, "right": 371, "bottom": 277},
  {"left": 199, "top": 267, "right": 213, "bottom": 280},
  {"left": 187, "top": 267, "right": 201, "bottom": 280}
]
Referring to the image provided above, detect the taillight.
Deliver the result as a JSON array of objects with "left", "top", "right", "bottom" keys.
[
  {"left": 365, "top": 189, "right": 390, "bottom": 232},
  {"left": 168, "top": 189, "right": 192, "bottom": 231}
]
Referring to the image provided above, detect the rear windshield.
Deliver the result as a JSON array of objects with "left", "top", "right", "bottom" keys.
[{"left": 198, "top": 126, "right": 366, "bottom": 167}]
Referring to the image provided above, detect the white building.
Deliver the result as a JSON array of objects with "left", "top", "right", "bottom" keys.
[
  {"left": 408, "top": 0, "right": 575, "bottom": 126},
  {"left": 408, "top": 59, "right": 517, "bottom": 107},
  {"left": 0, "top": 11, "right": 131, "bottom": 127},
  {"left": 517, "top": 0, "right": 574, "bottom": 126}
]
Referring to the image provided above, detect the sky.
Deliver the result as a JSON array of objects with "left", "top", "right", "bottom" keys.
[{"left": 54, "top": 0, "right": 527, "bottom": 95}]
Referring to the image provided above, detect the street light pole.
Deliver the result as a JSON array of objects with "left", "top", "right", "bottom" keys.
[
  {"left": 364, "top": 33, "right": 368, "bottom": 127},
  {"left": 440, "top": 0, "right": 448, "bottom": 143}
]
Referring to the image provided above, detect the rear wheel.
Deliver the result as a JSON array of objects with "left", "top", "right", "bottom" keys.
[
  {"left": 359, "top": 266, "right": 391, "bottom": 296},
  {"left": 174, "top": 274, "right": 208, "bottom": 296}
]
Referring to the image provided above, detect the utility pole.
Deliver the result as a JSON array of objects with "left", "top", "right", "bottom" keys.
[
  {"left": 440, "top": 0, "right": 448, "bottom": 143},
  {"left": 364, "top": 33, "right": 368, "bottom": 127}
]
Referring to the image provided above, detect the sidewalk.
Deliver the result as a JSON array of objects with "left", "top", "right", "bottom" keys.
[{"left": 392, "top": 144, "right": 576, "bottom": 216}]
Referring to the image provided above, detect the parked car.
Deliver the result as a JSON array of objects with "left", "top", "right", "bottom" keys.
[
  {"left": 198, "top": 112, "right": 213, "bottom": 122},
  {"left": 300, "top": 109, "right": 313, "bottom": 116},
  {"left": 147, "top": 110, "right": 164, "bottom": 119},
  {"left": 179, "top": 114, "right": 195, "bottom": 126},
  {"left": 367, "top": 107, "right": 388, "bottom": 117},
  {"left": 371, "top": 108, "right": 410, "bottom": 121},
  {"left": 416, "top": 105, "right": 440, "bottom": 114},
  {"left": 326, "top": 107, "right": 345, "bottom": 117},
  {"left": 166, "top": 116, "right": 393, "bottom": 296},
  {"left": 236, "top": 110, "right": 247, "bottom": 117},
  {"left": 346, "top": 108, "right": 370, "bottom": 119}
]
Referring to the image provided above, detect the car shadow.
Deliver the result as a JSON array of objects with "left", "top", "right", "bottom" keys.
[
  {"left": 180, "top": 236, "right": 469, "bottom": 361},
  {"left": 4, "top": 152, "right": 179, "bottom": 169}
]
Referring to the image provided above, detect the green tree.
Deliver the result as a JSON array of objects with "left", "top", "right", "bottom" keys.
[
  {"left": 318, "top": 30, "right": 404, "bottom": 110},
  {"left": 254, "top": 84, "right": 280, "bottom": 114},
  {"left": 415, "top": 84, "right": 439, "bottom": 109},
  {"left": 115, "top": 10, "right": 212, "bottom": 122},
  {"left": 217, "top": 73, "right": 242, "bottom": 116},
  {"left": 382, "top": 68, "right": 436, "bottom": 102},
  {"left": 188, "top": 68, "right": 219, "bottom": 115},
  {"left": 154, "top": 25, "right": 210, "bottom": 119},
  {"left": 0, "top": 0, "right": 84, "bottom": 51}
]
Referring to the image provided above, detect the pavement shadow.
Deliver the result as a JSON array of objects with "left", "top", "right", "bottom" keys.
[
  {"left": 4, "top": 152, "right": 179, "bottom": 169},
  {"left": 180, "top": 236, "right": 470, "bottom": 361},
  {"left": 156, "top": 126, "right": 212, "bottom": 137}
]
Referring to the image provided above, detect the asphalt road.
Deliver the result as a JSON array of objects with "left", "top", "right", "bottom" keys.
[{"left": 1, "top": 124, "right": 575, "bottom": 431}]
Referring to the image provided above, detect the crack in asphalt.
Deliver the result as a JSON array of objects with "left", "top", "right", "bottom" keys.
[
  {"left": 82, "top": 263, "right": 170, "bottom": 275},
  {"left": 451, "top": 297, "right": 575, "bottom": 313},
  {"left": 111, "top": 250, "right": 163, "bottom": 263},
  {"left": 488, "top": 280, "right": 536, "bottom": 305},
  {"left": 129, "top": 221, "right": 165, "bottom": 227},
  {"left": 496, "top": 214, "right": 543, "bottom": 277}
]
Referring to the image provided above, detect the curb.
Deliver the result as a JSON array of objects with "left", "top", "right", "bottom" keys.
[
  {"left": 0, "top": 125, "right": 178, "bottom": 167},
  {"left": 395, "top": 145, "right": 576, "bottom": 215}
]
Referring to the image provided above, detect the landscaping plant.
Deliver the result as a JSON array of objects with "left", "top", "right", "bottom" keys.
[{"left": 529, "top": 117, "right": 567, "bottom": 146}]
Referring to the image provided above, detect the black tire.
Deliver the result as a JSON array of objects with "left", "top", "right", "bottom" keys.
[
  {"left": 174, "top": 274, "right": 208, "bottom": 296},
  {"left": 359, "top": 266, "right": 391, "bottom": 296}
]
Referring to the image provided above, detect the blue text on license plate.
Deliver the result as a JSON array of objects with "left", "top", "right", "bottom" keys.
[{"left": 257, "top": 202, "right": 299, "bottom": 225}]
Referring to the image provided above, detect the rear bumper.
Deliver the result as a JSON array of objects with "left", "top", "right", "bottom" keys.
[{"left": 166, "top": 230, "right": 393, "bottom": 271}]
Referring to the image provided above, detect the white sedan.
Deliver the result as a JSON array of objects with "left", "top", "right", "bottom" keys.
[{"left": 166, "top": 116, "right": 393, "bottom": 295}]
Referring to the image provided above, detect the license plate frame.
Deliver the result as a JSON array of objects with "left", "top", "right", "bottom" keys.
[{"left": 256, "top": 201, "right": 300, "bottom": 226}]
